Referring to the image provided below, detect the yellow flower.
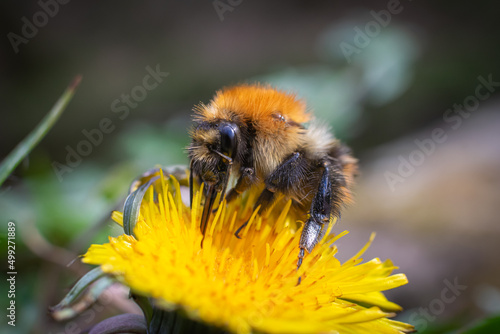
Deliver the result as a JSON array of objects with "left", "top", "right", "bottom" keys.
[{"left": 83, "top": 171, "right": 414, "bottom": 334}]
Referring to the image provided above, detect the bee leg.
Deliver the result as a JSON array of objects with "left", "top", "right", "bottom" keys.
[
  {"left": 297, "top": 162, "right": 336, "bottom": 282},
  {"left": 213, "top": 167, "right": 255, "bottom": 213},
  {"left": 234, "top": 188, "right": 275, "bottom": 238},
  {"left": 235, "top": 152, "right": 303, "bottom": 238}
]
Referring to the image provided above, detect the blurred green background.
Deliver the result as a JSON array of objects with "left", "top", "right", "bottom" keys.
[{"left": 1, "top": 1, "right": 500, "bottom": 333}]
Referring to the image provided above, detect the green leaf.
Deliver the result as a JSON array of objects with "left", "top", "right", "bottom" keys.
[{"left": 0, "top": 75, "right": 82, "bottom": 186}]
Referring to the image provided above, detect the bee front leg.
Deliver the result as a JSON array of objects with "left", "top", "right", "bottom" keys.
[
  {"left": 212, "top": 167, "right": 255, "bottom": 214},
  {"left": 225, "top": 167, "right": 256, "bottom": 204}
]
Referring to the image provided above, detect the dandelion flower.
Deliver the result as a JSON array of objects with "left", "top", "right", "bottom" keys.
[{"left": 82, "top": 170, "right": 413, "bottom": 334}]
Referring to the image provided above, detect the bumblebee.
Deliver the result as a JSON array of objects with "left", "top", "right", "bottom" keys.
[{"left": 188, "top": 84, "right": 357, "bottom": 270}]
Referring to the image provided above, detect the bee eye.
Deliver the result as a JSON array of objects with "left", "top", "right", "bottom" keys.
[{"left": 220, "top": 124, "right": 237, "bottom": 158}]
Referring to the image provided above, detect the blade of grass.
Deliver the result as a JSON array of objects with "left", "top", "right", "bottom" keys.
[{"left": 0, "top": 75, "right": 82, "bottom": 186}]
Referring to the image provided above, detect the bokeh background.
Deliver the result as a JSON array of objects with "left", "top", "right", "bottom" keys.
[{"left": 1, "top": 1, "right": 500, "bottom": 333}]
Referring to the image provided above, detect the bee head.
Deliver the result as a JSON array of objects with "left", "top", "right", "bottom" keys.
[{"left": 188, "top": 121, "right": 241, "bottom": 236}]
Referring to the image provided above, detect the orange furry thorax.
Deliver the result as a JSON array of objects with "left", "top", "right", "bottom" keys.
[{"left": 195, "top": 84, "right": 310, "bottom": 131}]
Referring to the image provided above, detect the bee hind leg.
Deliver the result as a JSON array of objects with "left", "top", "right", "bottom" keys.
[{"left": 297, "top": 161, "right": 342, "bottom": 282}]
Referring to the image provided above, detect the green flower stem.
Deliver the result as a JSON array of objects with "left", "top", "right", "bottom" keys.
[
  {"left": 131, "top": 294, "right": 154, "bottom": 326},
  {"left": 148, "top": 307, "right": 230, "bottom": 334}
]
